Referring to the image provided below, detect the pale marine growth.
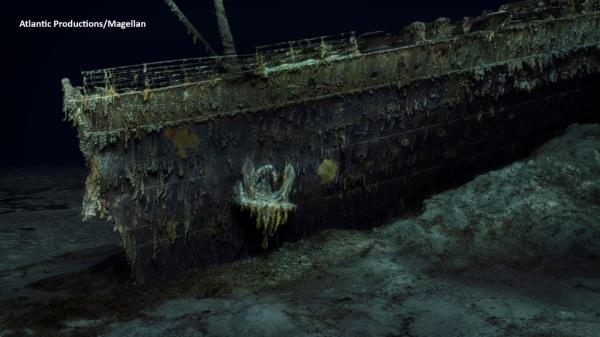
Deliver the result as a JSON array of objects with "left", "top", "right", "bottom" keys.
[{"left": 235, "top": 159, "right": 296, "bottom": 249}]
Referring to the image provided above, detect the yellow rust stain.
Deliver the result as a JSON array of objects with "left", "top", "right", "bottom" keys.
[
  {"left": 106, "top": 86, "right": 117, "bottom": 96},
  {"left": 166, "top": 220, "right": 178, "bottom": 244},
  {"left": 162, "top": 127, "right": 199, "bottom": 159},
  {"left": 143, "top": 88, "right": 153, "bottom": 102},
  {"left": 317, "top": 159, "right": 338, "bottom": 184}
]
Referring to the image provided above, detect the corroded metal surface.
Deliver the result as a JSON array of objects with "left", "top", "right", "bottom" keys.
[{"left": 63, "top": 0, "right": 600, "bottom": 282}]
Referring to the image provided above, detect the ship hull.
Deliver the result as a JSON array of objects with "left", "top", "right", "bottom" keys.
[{"left": 63, "top": 1, "right": 600, "bottom": 282}]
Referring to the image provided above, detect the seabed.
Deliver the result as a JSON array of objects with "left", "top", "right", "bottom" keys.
[{"left": 1, "top": 123, "right": 600, "bottom": 337}]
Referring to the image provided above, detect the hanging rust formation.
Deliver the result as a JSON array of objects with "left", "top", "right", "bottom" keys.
[
  {"left": 63, "top": 0, "right": 600, "bottom": 282},
  {"left": 234, "top": 159, "right": 296, "bottom": 249}
]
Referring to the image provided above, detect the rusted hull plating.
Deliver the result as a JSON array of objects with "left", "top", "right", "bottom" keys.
[{"left": 63, "top": 0, "right": 600, "bottom": 282}]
